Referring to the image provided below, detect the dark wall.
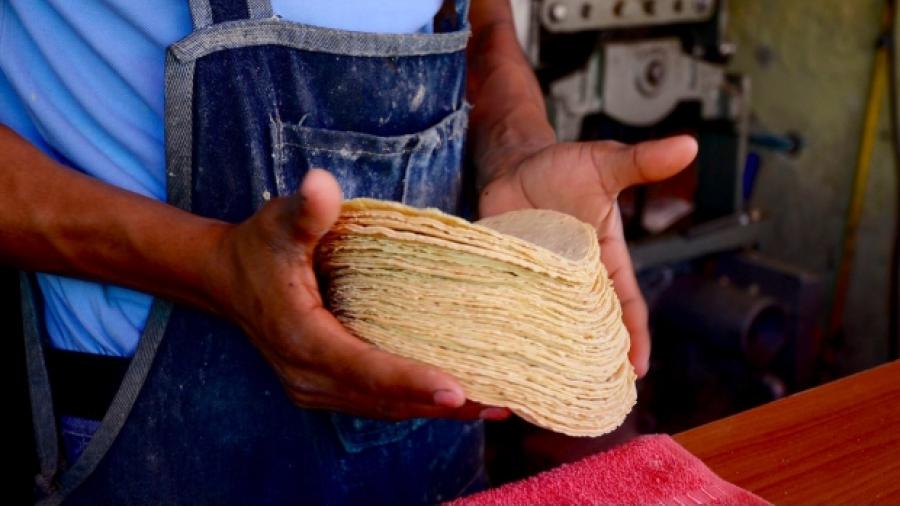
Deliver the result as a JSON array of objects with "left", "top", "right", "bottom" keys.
[{"left": 728, "top": 0, "right": 897, "bottom": 373}]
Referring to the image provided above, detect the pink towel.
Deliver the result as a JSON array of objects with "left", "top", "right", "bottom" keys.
[{"left": 451, "top": 434, "right": 769, "bottom": 505}]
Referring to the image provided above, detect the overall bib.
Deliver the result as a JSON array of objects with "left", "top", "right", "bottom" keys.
[{"left": 25, "top": 0, "right": 484, "bottom": 503}]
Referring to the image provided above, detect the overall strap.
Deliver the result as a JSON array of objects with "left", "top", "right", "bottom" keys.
[
  {"left": 191, "top": 0, "right": 469, "bottom": 32},
  {"left": 455, "top": 0, "right": 471, "bottom": 30},
  {"left": 189, "top": 0, "right": 273, "bottom": 30},
  {"left": 434, "top": 0, "right": 471, "bottom": 33},
  {"left": 33, "top": 300, "right": 174, "bottom": 506},
  {"left": 21, "top": 273, "right": 59, "bottom": 497}
]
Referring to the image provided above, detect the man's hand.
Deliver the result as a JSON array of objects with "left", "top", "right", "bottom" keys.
[
  {"left": 477, "top": 137, "right": 698, "bottom": 378},
  {"left": 468, "top": 1, "right": 699, "bottom": 378},
  {"left": 210, "top": 169, "right": 509, "bottom": 420},
  {"left": 0, "top": 126, "right": 508, "bottom": 422}
]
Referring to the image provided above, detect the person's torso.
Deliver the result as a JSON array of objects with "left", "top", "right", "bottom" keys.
[
  {"left": 0, "top": 0, "right": 443, "bottom": 356},
  {"left": 25, "top": 2, "right": 483, "bottom": 503}
]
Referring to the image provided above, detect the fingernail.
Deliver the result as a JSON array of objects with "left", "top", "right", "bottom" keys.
[
  {"left": 433, "top": 389, "right": 464, "bottom": 408},
  {"left": 479, "top": 407, "right": 511, "bottom": 421}
]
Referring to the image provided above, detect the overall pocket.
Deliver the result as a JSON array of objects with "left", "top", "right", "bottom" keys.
[
  {"left": 270, "top": 106, "right": 469, "bottom": 215},
  {"left": 270, "top": 106, "right": 469, "bottom": 453}
]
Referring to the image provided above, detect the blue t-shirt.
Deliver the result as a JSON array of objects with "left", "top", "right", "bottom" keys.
[{"left": 0, "top": 0, "right": 442, "bottom": 356}]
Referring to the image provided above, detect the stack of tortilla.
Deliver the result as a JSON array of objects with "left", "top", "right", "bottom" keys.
[{"left": 316, "top": 198, "right": 636, "bottom": 437}]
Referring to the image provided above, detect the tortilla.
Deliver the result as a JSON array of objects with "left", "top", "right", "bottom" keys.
[{"left": 315, "top": 198, "right": 636, "bottom": 436}]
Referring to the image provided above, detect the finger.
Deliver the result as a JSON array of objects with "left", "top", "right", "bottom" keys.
[
  {"left": 298, "top": 306, "right": 469, "bottom": 408},
  {"left": 276, "top": 347, "right": 510, "bottom": 420},
  {"left": 598, "top": 135, "right": 698, "bottom": 194},
  {"left": 278, "top": 366, "right": 511, "bottom": 420},
  {"left": 605, "top": 238, "right": 650, "bottom": 378},
  {"left": 600, "top": 213, "right": 651, "bottom": 378},
  {"left": 346, "top": 345, "right": 470, "bottom": 408},
  {"left": 291, "top": 168, "right": 343, "bottom": 243}
]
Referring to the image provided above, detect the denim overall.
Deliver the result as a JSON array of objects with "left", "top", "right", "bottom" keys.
[{"left": 25, "top": 0, "right": 484, "bottom": 504}]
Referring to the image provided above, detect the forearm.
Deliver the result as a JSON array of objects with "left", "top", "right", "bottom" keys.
[
  {"left": 467, "top": 0, "right": 556, "bottom": 189},
  {"left": 0, "top": 125, "right": 230, "bottom": 315}
]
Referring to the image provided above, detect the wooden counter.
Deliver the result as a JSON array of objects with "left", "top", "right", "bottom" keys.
[{"left": 675, "top": 360, "right": 900, "bottom": 504}]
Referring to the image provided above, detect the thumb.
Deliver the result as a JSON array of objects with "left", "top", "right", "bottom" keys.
[
  {"left": 291, "top": 168, "right": 343, "bottom": 243},
  {"left": 601, "top": 135, "right": 698, "bottom": 193}
]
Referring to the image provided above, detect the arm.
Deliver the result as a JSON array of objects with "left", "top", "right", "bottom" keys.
[
  {"left": 0, "top": 124, "right": 500, "bottom": 420},
  {"left": 467, "top": 1, "right": 700, "bottom": 377},
  {"left": 466, "top": 1, "right": 555, "bottom": 189},
  {"left": 0, "top": 125, "right": 227, "bottom": 315}
]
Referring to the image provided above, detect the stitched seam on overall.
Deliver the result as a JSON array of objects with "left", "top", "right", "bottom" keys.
[
  {"left": 171, "top": 19, "right": 470, "bottom": 61},
  {"left": 282, "top": 145, "right": 418, "bottom": 157},
  {"left": 277, "top": 106, "right": 470, "bottom": 156}
]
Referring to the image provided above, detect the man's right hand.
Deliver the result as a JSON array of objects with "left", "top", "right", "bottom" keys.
[
  {"left": 0, "top": 126, "right": 505, "bottom": 422},
  {"left": 209, "top": 169, "right": 508, "bottom": 421}
]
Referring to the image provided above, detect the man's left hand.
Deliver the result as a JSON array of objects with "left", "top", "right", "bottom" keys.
[{"left": 477, "top": 135, "right": 698, "bottom": 378}]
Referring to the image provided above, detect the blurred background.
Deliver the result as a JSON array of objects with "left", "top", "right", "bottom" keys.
[{"left": 486, "top": 0, "right": 900, "bottom": 482}]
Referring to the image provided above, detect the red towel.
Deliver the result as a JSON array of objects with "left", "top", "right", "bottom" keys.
[{"left": 451, "top": 434, "right": 769, "bottom": 505}]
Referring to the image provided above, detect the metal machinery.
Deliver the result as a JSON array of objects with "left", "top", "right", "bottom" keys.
[{"left": 510, "top": 0, "right": 822, "bottom": 432}]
